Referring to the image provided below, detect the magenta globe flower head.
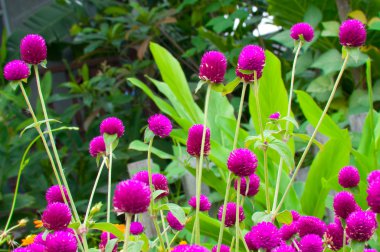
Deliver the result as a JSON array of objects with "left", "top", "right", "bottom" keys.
[
  {"left": 27, "top": 243, "right": 45, "bottom": 252},
  {"left": 269, "top": 112, "right": 281, "bottom": 120},
  {"left": 297, "top": 216, "right": 326, "bottom": 238},
  {"left": 333, "top": 191, "right": 359, "bottom": 219},
  {"left": 368, "top": 170, "right": 380, "bottom": 185},
  {"left": 12, "top": 248, "right": 30, "bottom": 252},
  {"left": 367, "top": 180, "right": 380, "bottom": 213},
  {"left": 227, "top": 148, "right": 258, "bottom": 177},
  {"left": 113, "top": 179, "right": 151, "bottom": 214},
  {"left": 199, "top": 51, "right": 227, "bottom": 84},
  {"left": 34, "top": 232, "right": 47, "bottom": 245},
  {"left": 291, "top": 210, "right": 300, "bottom": 222},
  {"left": 152, "top": 173, "right": 170, "bottom": 199},
  {"left": 325, "top": 221, "right": 344, "bottom": 251},
  {"left": 338, "top": 166, "right": 360, "bottom": 188},
  {"left": 42, "top": 202, "right": 72, "bottom": 230},
  {"left": 236, "top": 45, "right": 265, "bottom": 82},
  {"left": 273, "top": 244, "right": 296, "bottom": 252},
  {"left": 217, "top": 202, "right": 245, "bottom": 227},
  {"left": 346, "top": 210, "right": 377, "bottom": 242},
  {"left": 89, "top": 136, "right": 106, "bottom": 157},
  {"left": 172, "top": 244, "right": 210, "bottom": 252},
  {"left": 211, "top": 244, "right": 230, "bottom": 252},
  {"left": 148, "top": 114, "right": 172, "bottom": 138},
  {"left": 45, "top": 185, "right": 69, "bottom": 204},
  {"left": 132, "top": 170, "right": 149, "bottom": 184},
  {"left": 130, "top": 221, "right": 144, "bottom": 235},
  {"left": 188, "top": 194, "right": 212, "bottom": 211},
  {"left": 45, "top": 230, "right": 77, "bottom": 252},
  {"left": 3, "top": 60, "right": 30, "bottom": 82},
  {"left": 364, "top": 249, "right": 378, "bottom": 252},
  {"left": 300, "top": 234, "right": 323, "bottom": 252},
  {"left": 20, "top": 34, "right": 47, "bottom": 65},
  {"left": 100, "top": 117, "right": 125, "bottom": 138},
  {"left": 279, "top": 223, "right": 298, "bottom": 241},
  {"left": 99, "top": 232, "right": 117, "bottom": 252},
  {"left": 246, "top": 222, "right": 281, "bottom": 251},
  {"left": 339, "top": 19, "right": 366, "bottom": 47},
  {"left": 290, "top": 22, "right": 314, "bottom": 42},
  {"left": 234, "top": 173, "right": 260, "bottom": 196},
  {"left": 167, "top": 211, "right": 185, "bottom": 231},
  {"left": 186, "top": 124, "right": 211, "bottom": 157}
]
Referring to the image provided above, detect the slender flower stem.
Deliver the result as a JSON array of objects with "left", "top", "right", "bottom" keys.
[
  {"left": 366, "top": 60, "right": 377, "bottom": 168},
  {"left": 106, "top": 146, "right": 113, "bottom": 244},
  {"left": 342, "top": 221, "right": 347, "bottom": 252},
  {"left": 168, "top": 231, "right": 180, "bottom": 248},
  {"left": 263, "top": 150, "right": 270, "bottom": 212},
  {"left": 274, "top": 53, "right": 350, "bottom": 215},
  {"left": 123, "top": 213, "right": 132, "bottom": 252},
  {"left": 194, "top": 84, "right": 212, "bottom": 244},
  {"left": 153, "top": 215, "right": 166, "bottom": 251},
  {"left": 235, "top": 178, "right": 241, "bottom": 252},
  {"left": 238, "top": 228, "right": 249, "bottom": 252},
  {"left": 253, "top": 72, "right": 264, "bottom": 141},
  {"left": 160, "top": 210, "right": 170, "bottom": 249}
]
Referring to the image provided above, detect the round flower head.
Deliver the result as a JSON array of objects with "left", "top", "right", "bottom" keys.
[
  {"left": 199, "top": 51, "right": 227, "bottom": 84},
  {"left": 33, "top": 233, "right": 47, "bottom": 245},
  {"left": 246, "top": 222, "right": 281, "bottom": 251},
  {"left": 45, "top": 185, "right": 69, "bottom": 204},
  {"left": 325, "top": 220, "right": 344, "bottom": 251},
  {"left": 27, "top": 243, "right": 45, "bottom": 252},
  {"left": 338, "top": 166, "right": 360, "bottom": 188},
  {"left": 291, "top": 210, "right": 300, "bottom": 222},
  {"left": 99, "top": 232, "right": 117, "bottom": 252},
  {"left": 217, "top": 202, "right": 245, "bottom": 227},
  {"left": 172, "top": 244, "right": 209, "bottom": 252},
  {"left": 346, "top": 210, "right": 377, "bottom": 242},
  {"left": 130, "top": 221, "right": 144, "bottom": 235},
  {"left": 367, "top": 180, "right": 380, "bottom": 213},
  {"left": 368, "top": 170, "right": 380, "bottom": 185},
  {"left": 188, "top": 194, "right": 212, "bottom": 211},
  {"left": 100, "top": 117, "right": 124, "bottom": 138},
  {"left": 273, "top": 244, "right": 296, "bottom": 252},
  {"left": 186, "top": 124, "right": 211, "bottom": 157},
  {"left": 148, "top": 114, "right": 172, "bottom": 138},
  {"left": 42, "top": 202, "right": 71, "bottom": 230},
  {"left": 333, "top": 191, "right": 359, "bottom": 219},
  {"left": 297, "top": 216, "right": 326, "bottom": 238},
  {"left": 212, "top": 244, "right": 230, "bottom": 252},
  {"left": 300, "top": 234, "right": 323, "bottom": 252},
  {"left": 279, "top": 223, "right": 297, "bottom": 241},
  {"left": 236, "top": 45, "right": 265, "bottom": 82},
  {"left": 132, "top": 170, "right": 149, "bottom": 184},
  {"left": 290, "top": 22, "right": 314, "bottom": 42},
  {"left": 113, "top": 179, "right": 151, "bottom": 214},
  {"left": 234, "top": 173, "right": 260, "bottom": 196},
  {"left": 89, "top": 136, "right": 106, "bottom": 157},
  {"left": 227, "top": 148, "right": 258, "bottom": 177},
  {"left": 45, "top": 230, "right": 77, "bottom": 252},
  {"left": 132, "top": 171, "right": 169, "bottom": 199},
  {"left": 269, "top": 112, "right": 281, "bottom": 120},
  {"left": 12, "top": 248, "right": 30, "bottom": 252},
  {"left": 339, "top": 19, "right": 366, "bottom": 47},
  {"left": 167, "top": 211, "right": 184, "bottom": 231},
  {"left": 364, "top": 249, "right": 378, "bottom": 252},
  {"left": 3, "top": 60, "right": 30, "bottom": 81},
  {"left": 20, "top": 34, "right": 47, "bottom": 65}
]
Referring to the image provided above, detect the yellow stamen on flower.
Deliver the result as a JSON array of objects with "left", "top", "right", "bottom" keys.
[
  {"left": 33, "top": 220, "right": 43, "bottom": 229},
  {"left": 21, "top": 234, "right": 36, "bottom": 246}
]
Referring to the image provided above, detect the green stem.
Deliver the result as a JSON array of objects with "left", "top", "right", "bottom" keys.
[
  {"left": 263, "top": 149, "right": 270, "bottom": 212},
  {"left": 153, "top": 215, "right": 166, "bottom": 251},
  {"left": 160, "top": 210, "right": 170, "bottom": 249},
  {"left": 147, "top": 138, "right": 154, "bottom": 213},
  {"left": 342, "top": 221, "right": 347, "bottom": 252},
  {"left": 123, "top": 213, "right": 132, "bottom": 252},
  {"left": 238, "top": 227, "right": 249, "bottom": 252},
  {"left": 168, "top": 231, "right": 180, "bottom": 248},
  {"left": 235, "top": 178, "right": 241, "bottom": 252},
  {"left": 107, "top": 146, "right": 113, "bottom": 244},
  {"left": 233, "top": 82, "right": 248, "bottom": 149},
  {"left": 274, "top": 52, "right": 350, "bottom": 215},
  {"left": 366, "top": 59, "right": 377, "bottom": 168}
]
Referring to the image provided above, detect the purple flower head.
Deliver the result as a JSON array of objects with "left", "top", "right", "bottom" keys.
[
  {"left": 100, "top": 117, "right": 124, "bottom": 138},
  {"left": 291, "top": 210, "right": 300, "bottom": 222},
  {"left": 113, "top": 179, "right": 151, "bottom": 214},
  {"left": 186, "top": 124, "right": 211, "bottom": 157},
  {"left": 234, "top": 173, "right": 260, "bottom": 196},
  {"left": 45, "top": 230, "right": 77, "bottom": 252},
  {"left": 279, "top": 223, "right": 298, "bottom": 241},
  {"left": 3, "top": 60, "right": 30, "bottom": 81},
  {"left": 338, "top": 166, "right": 360, "bottom": 188},
  {"left": 12, "top": 248, "right": 30, "bottom": 252},
  {"left": 297, "top": 216, "right": 326, "bottom": 238},
  {"left": 99, "top": 232, "right": 117, "bottom": 252},
  {"left": 364, "top": 249, "right": 378, "bottom": 252},
  {"left": 199, "top": 51, "right": 227, "bottom": 84},
  {"left": 132, "top": 170, "right": 149, "bottom": 184},
  {"left": 227, "top": 148, "right": 258, "bottom": 177},
  {"left": 132, "top": 171, "right": 169, "bottom": 199},
  {"left": 367, "top": 180, "right": 380, "bottom": 213},
  {"left": 248, "top": 222, "right": 281, "bottom": 250},
  {"left": 89, "top": 136, "right": 106, "bottom": 157},
  {"left": 167, "top": 211, "right": 184, "bottom": 231},
  {"left": 27, "top": 243, "right": 45, "bottom": 252},
  {"left": 325, "top": 220, "right": 344, "bottom": 251},
  {"left": 172, "top": 245, "right": 209, "bottom": 252},
  {"left": 300, "top": 234, "right": 323, "bottom": 252},
  {"left": 273, "top": 244, "right": 296, "bottom": 252},
  {"left": 269, "top": 112, "right": 281, "bottom": 120},
  {"left": 339, "top": 19, "right": 366, "bottom": 47},
  {"left": 20, "top": 34, "right": 47, "bottom": 65},
  {"left": 368, "top": 170, "right": 380, "bottom": 185},
  {"left": 34, "top": 233, "right": 47, "bottom": 246},
  {"left": 346, "top": 210, "right": 377, "bottom": 242},
  {"left": 212, "top": 244, "right": 230, "bottom": 252},
  {"left": 45, "top": 185, "right": 69, "bottom": 205},
  {"left": 148, "top": 114, "right": 172, "bottom": 138},
  {"left": 333, "top": 191, "right": 359, "bottom": 219},
  {"left": 188, "top": 194, "right": 212, "bottom": 212},
  {"left": 42, "top": 202, "right": 71, "bottom": 231},
  {"left": 236, "top": 45, "right": 265, "bottom": 82},
  {"left": 130, "top": 221, "right": 144, "bottom": 235},
  {"left": 217, "top": 202, "right": 245, "bottom": 227},
  {"left": 290, "top": 23, "right": 314, "bottom": 42}
]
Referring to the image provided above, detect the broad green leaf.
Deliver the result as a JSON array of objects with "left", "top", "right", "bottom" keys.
[
  {"left": 251, "top": 212, "right": 272, "bottom": 224},
  {"left": 20, "top": 119, "right": 62, "bottom": 137},
  {"left": 105, "top": 239, "right": 118, "bottom": 252},
  {"left": 293, "top": 133, "right": 323, "bottom": 149},
  {"left": 303, "top": 5, "right": 322, "bottom": 27},
  {"left": 143, "top": 128, "right": 154, "bottom": 143},
  {"left": 267, "top": 138, "right": 294, "bottom": 170},
  {"left": 321, "top": 21, "right": 340, "bottom": 37},
  {"left": 152, "top": 190, "right": 167, "bottom": 200},
  {"left": 276, "top": 210, "right": 293, "bottom": 224},
  {"left": 127, "top": 241, "right": 144, "bottom": 252},
  {"left": 91, "top": 222, "right": 124, "bottom": 240},
  {"left": 103, "top": 133, "right": 118, "bottom": 154},
  {"left": 128, "top": 140, "right": 174, "bottom": 160},
  {"left": 88, "top": 249, "right": 100, "bottom": 252},
  {"left": 160, "top": 203, "right": 186, "bottom": 224},
  {"left": 222, "top": 77, "right": 241, "bottom": 95}
]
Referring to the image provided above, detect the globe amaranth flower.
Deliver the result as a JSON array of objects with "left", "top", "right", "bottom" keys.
[
  {"left": 325, "top": 219, "right": 344, "bottom": 251},
  {"left": 186, "top": 124, "right": 211, "bottom": 157},
  {"left": 99, "top": 232, "right": 117, "bottom": 252},
  {"left": 20, "top": 34, "right": 47, "bottom": 65},
  {"left": 346, "top": 210, "right": 377, "bottom": 242},
  {"left": 236, "top": 45, "right": 265, "bottom": 82},
  {"left": 132, "top": 171, "right": 169, "bottom": 199},
  {"left": 279, "top": 222, "right": 297, "bottom": 241},
  {"left": 272, "top": 244, "right": 296, "bottom": 252},
  {"left": 269, "top": 112, "right": 281, "bottom": 120},
  {"left": 297, "top": 216, "right": 326, "bottom": 238},
  {"left": 45, "top": 185, "right": 69, "bottom": 205},
  {"left": 188, "top": 194, "right": 211, "bottom": 212},
  {"left": 212, "top": 244, "right": 230, "bottom": 252},
  {"left": 113, "top": 179, "right": 151, "bottom": 214},
  {"left": 367, "top": 180, "right": 380, "bottom": 213},
  {"left": 234, "top": 173, "right": 260, "bottom": 196},
  {"left": 338, "top": 166, "right": 360, "bottom": 188},
  {"left": 130, "top": 222, "right": 144, "bottom": 235},
  {"left": 339, "top": 19, "right": 366, "bottom": 47},
  {"left": 89, "top": 136, "right": 106, "bottom": 157},
  {"left": 27, "top": 243, "right": 45, "bottom": 252},
  {"left": 45, "top": 230, "right": 77, "bottom": 252},
  {"left": 172, "top": 244, "right": 209, "bottom": 252},
  {"left": 367, "top": 170, "right": 380, "bottom": 185},
  {"left": 12, "top": 248, "right": 30, "bottom": 252},
  {"left": 290, "top": 22, "right": 314, "bottom": 42},
  {"left": 364, "top": 249, "right": 378, "bottom": 252},
  {"left": 245, "top": 222, "right": 281, "bottom": 251},
  {"left": 148, "top": 114, "right": 172, "bottom": 138},
  {"left": 42, "top": 202, "right": 71, "bottom": 230},
  {"left": 199, "top": 51, "right": 227, "bottom": 84},
  {"left": 100, "top": 117, "right": 125, "bottom": 138},
  {"left": 227, "top": 148, "right": 258, "bottom": 177},
  {"left": 333, "top": 191, "right": 359, "bottom": 219},
  {"left": 217, "top": 202, "right": 245, "bottom": 227},
  {"left": 291, "top": 210, "right": 300, "bottom": 222},
  {"left": 167, "top": 211, "right": 185, "bottom": 231},
  {"left": 3, "top": 60, "right": 30, "bottom": 81},
  {"left": 33, "top": 233, "right": 47, "bottom": 245},
  {"left": 299, "top": 234, "right": 323, "bottom": 252}
]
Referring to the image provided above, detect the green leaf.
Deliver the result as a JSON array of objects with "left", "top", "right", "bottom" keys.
[
  {"left": 20, "top": 119, "right": 62, "bottom": 137},
  {"left": 267, "top": 138, "right": 295, "bottom": 169},
  {"left": 244, "top": 135, "right": 262, "bottom": 148},
  {"left": 127, "top": 241, "right": 144, "bottom": 252},
  {"left": 129, "top": 140, "right": 173, "bottom": 160},
  {"left": 251, "top": 211, "right": 272, "bottom": 224},
  {"left": 9, "top": 81, "right": 20, "bottom": 90},
  {"left": 239, "top": 69, "right": 254, "bottom": 75},
  {"left": 210, "top": 83, "right": 224, "bottom": 92},
  {"left": 152, "top": 190, "right": 167, "bottom": 200},
  {"left": 195, "top": 80, "right": 206, "bottom": 93},
  {"left": 40, "top": 59, "right": 47, "bottom": 68},
  {"left": 350, "top": 240, "right": 365, "bottom": 252},
  {"left": 276, "top": 210, "right": 293, "bottom": 224},
  {"left": 144, "top": 128, "right": 154, "bottom": 143},
  {"left": 91, "top": 222, "right": 124, "bottom": 240},
  {"left": 103, "top": 133, "right": 118, "bottom": 154},
  {"left": 321, "top": 21, "right": 340, "bottom": 37},
  {"left": 161, "top": 203, "right": 186, "bottom": 224},
  {"left": 303, "top": 5, "right": 322, "bottom": 27},
  {"left": 346, "top": 47, "right": 361, "bottom": 63},
  {"left": 105, "top": 239, "right": 118, "bottom": 252},
  {"left": 279, "top": 116, "right": 299, "bottom": 129},
  {"left": 293, "top": 133, "right": 323, "bottom": 149},
  {"left": 88, "top": 249, "right": 100, "bottom": 252},
  {"left": 222, "top": 77, "right": 241, "bottom": 95}
]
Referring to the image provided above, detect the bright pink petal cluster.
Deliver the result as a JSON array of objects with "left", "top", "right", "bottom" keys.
[
  {"left": 113, "top": 179, "right": 151, "bottom": 214},
  {"left": 42, "top": 202, "right": 71, "bottom": 230},
  {"left": 99, "top": 232, "right": 117, "bottom": 252},
  {"left": 367, "top": 180, "right": 380, "bottom": 213},
  {"left": 188, "top": 194, "right": 211, "bottom": 212},
  {"left": 186, "top": 124, "right": 211, "bottom": 157},
  {"left": 325, "top": 218, "right": 344, "bottom": 251},
  {"left": 3, "top": 60, "right": 30, "bottom": 81},
  {"left": 227, "top": 148, "right": 258, "bottom": 177},
  {"left": 338, "top": 166, "right": 360, "bottom": 188},
  {"left": 167, "top": 211, "right": 184, "bottom": 231},
  {"left": 339, "top": 19, "right": 366, "bottom": 47},
  {"left": 245, "top": 222, "right": 281, "bottom": 251},
  {"left": 217, "top": 202, "right": 245, "bottom": 227},
  {"left": 297, "top": 216, "right": 326, "bottom": 238},
  {"left": 89, "top": 136, "right": 106, "bottom": 157},
  {"left": 100, "top": 117, "right": 125, "bottom": 138},
  {"left": 333, "top": 191, "right": 359, "bottom": 219},
  {"left": 45, "top": 185, "right": 69, "bottom": 204},
  {"left": 273, "top": 244, "right": 296, "bottom": 252},
  {"left": 199, "top": 51, "right": 227, "bottom": 84},
  {"left": 45, "top": 230, "right": 77, "bottom": 252},
  {"left": 172, "top": 244, "right": 209, "bottom": 252},
  {"left": 20, "top": 34, "right": 47, "bottom": 65},
  {"left": 290, "top": 22, "right": 314, "bottom": 42},
  {"left": 236, "top": 45, "right": 265, "bottom": 82},
  {"left": 234, "top": 173, "right": 260, "bottom": 196},
  {"left": 299, "top": 234, "right": 323, "bottom": 252},
  {"left": 130, "top": 221, "right": 144, "bottom": 235},
  {"left": 211, "top": 244, "right": 230, "bottom": 252},
  {"left": 148, "top": 114, "right": 172, "bottom": 138},
  {"left": 346, "top": 210, "right": 377, "bottom": 242}
]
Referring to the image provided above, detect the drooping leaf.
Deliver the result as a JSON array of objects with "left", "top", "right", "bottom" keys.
[{"left": 129, "top": 140, "right": 174, "bottom": 160}]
